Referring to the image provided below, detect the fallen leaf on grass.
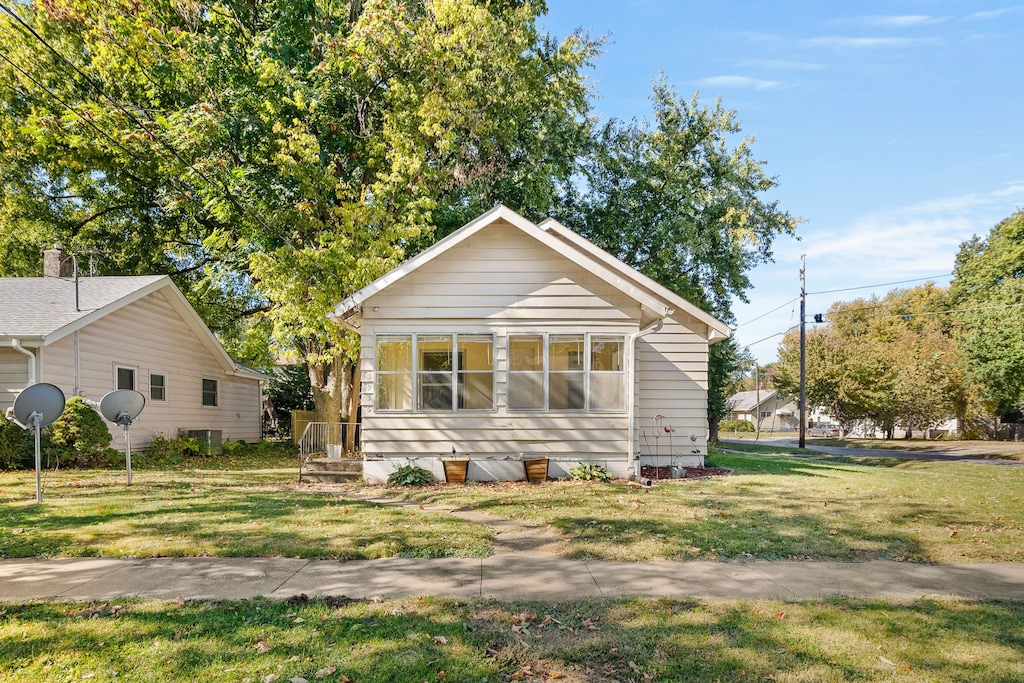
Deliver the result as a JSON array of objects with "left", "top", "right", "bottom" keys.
[
  {"left": 433, "top": 635, "right": 448, "bottom": 644},
  {"left": 547, "top": 672, "right": 565, "bottom": 679},
  {"left": 879, "top": 656, "right": 895, "bottom": 666},
  {"left": 510, "top": 666, "right": 533, "bottom": 680},
  {"left": 314, "top": 667, "right": 335, "bottom": 678}
]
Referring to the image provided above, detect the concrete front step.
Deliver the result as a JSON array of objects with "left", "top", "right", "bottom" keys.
[{"left": 301, "top": 457, "right": 363, "bottom": 483}]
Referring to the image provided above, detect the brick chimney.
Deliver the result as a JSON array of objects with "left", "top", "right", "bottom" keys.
[{"left": 43, "top": 244, "right": 74, "bottom": 278}]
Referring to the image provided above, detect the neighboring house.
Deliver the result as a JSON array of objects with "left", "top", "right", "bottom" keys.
[
  {"left": 329, "top": 205, "right": 731, "bottom": 483},
  {"left": 0, "top": 248, "right": 265, "bottom": 449},
  {"left": 725, "top": 389, "right": 799, "bottom": 432}
]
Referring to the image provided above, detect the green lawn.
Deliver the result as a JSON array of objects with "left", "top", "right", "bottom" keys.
[
  {"left": 3, "top": 446, "right": 1024, "bottom": 564},
  {"left": 372, "top": 450, "right": 1024, "bottom": 563},
  {"left": 0, "top": 446, "right": 491, "bottom": 560},
  {"left": 1, "top": 595, "right": 1022, "bottom": 682}
]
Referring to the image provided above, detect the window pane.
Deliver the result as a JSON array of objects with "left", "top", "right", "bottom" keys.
[
  {"left": 418, "top": 372, "right": 453, "bottom": 410},
  {"left": 508, "top": 372, "right": 543, "bottom": 409},
  {"left": 376, "top": 335, "right": 412, "bottom": 371},
  {"left": 591, "top": 336, "right": 624, "bottom": 371},
  {"left": 550, "top": 372, "right": 585, "bottom": 410},
  {"left": 458, "top": 373, "right": 493, "bottom": 409},
  {"left": 458, "top": 335, "right": 493, "bottom": 371},
  {"left": 202, "top": 378, "right": 218, "bottom": 407},
  {"left": 589, "top": 374, "right": 625, "bottom": 411},
  {"left": 419, "top": 336, "right": 453, "bottom": 371},
  {"left": 150, "top": 374, "right": 165, "bottom": 401},
  {"left": 378, "top": 373, "right": 413, "bottom": 410},
  {"left": 117, "top": 367, "right": 135, "bottom": 390},
  {"left": 550, "top": 335, "right": 584, "bottom": 371},
  {"left": 509, "top": 335, "right": 543, "bottom": 371}
]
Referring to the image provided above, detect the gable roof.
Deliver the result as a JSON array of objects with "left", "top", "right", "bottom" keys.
[
  {"left": 0, "top": 275, "right": 265, "bottom": 381},
  {"left": 726, "top": 389, "right": 783, "bottom": 412},
  {"left": 330, "top": 204, "right": 731, "bottom": 342},
  {"left": 537, "top": 217, "right": 732, "bottom": 342}
]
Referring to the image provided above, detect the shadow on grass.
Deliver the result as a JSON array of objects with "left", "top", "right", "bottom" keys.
[{"left": 3, "top": 596, "right": 1023, "bottom": 682}]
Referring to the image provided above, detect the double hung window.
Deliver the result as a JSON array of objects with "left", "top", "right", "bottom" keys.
[
  {"left": 508, "top": 334, "right": 625, "bottom": 412},
  {"left": 376, "top": 334, "right": 494, "bottom": 412}
]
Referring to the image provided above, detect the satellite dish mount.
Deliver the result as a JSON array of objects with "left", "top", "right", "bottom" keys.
[
  {"left": 100, "top": 390, "right": 146, "bottom": 486},
  {"left": 11, "top": 383, "right": 66, "bottom": 503}
]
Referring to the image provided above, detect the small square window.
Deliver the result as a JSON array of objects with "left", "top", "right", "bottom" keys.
[
  {"left": 202, "top": 378, "right": 218, "bottom": 407},
  {"left": 116, "top": 367, "right": 136, "bottom": 391},
  {"left": 150, "top": 374, "right": 166, "bottom": 401}
]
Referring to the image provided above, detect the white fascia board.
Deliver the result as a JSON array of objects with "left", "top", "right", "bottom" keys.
[
  {"left": 157, "top": 281, "right": 253, "bottom": 377},
  {"left": 538, "top": 218, "right": 733, "bottom": 342},
  {"left": 330, "top": 205, "right": 671, "bottom": 323},
  {"left": 39, "top": 276, "right": 171, "bottom": 347},
  {"left": 330, "top": 204, "right": 517, "bottom": 321}
]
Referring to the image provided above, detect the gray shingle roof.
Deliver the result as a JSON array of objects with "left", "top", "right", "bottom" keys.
[
  {"left": 0, "top": 275, "right": 165, "bottom": 338},
  {"left": 726, "top": 389, "right": 779, "bottom": 412}
]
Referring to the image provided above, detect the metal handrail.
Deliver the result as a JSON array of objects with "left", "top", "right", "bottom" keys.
[{"left": 297, "top": 421, "right": 361, "bottom": 479}]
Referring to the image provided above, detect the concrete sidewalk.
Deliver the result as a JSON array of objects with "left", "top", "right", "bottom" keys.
[{"left": 2, "top": 556, "right": 1024, "bottom": 603}]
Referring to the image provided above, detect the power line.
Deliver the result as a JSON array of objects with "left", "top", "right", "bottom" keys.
[
  {"left": 0, "top": 2, "right": 275, "bottom": 236},
  {"left": 735, "top": 296, "right": 799, "bottom": 329},
  {"left": 744, "top": 325, "right": 799, "bottom": 348},
  {"left": 828, "top": 299, "right": 1024, "bottom": 322},
  {"left": 807, "top": 273, "right": 951, "bottom": 296}
]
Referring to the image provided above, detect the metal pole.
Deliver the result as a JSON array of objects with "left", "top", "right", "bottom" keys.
[
  {"left": 754, "top": 363, "right": 761, "bottom": 441},
  {"left": 125, "top": 426, "right": 133, "bottom": 486},
  {"left": 34, "top": 419, "right": 42, "bottom": 503},
  {"left": 799, "top": 255, "right": 807, "bottom": 449}
]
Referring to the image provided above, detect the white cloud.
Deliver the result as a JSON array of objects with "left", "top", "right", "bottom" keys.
[
  {"left": 738, "top": 59, "right": 826, "bottom": 71},
  {"left": 966, "top": 5, "right": 1024, "bottom": 20},
  {"left": 802, "top": 36, "right": 940, "bottom": 49},
  {"left": 693, "top": 75, "right": 783, "bottom": 90},
  {"left": 853, "top": 15, "right": 948, "bottom": 27}
]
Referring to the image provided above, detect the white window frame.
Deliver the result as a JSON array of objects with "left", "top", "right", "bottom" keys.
[
  {"left": 149, "top": 372, "right": 167, "bottom": 402},
  {"left": 507, "top": 333, "right": 627, "bottom": 413},
  {"left": 201, "top": 378, "right": 219, "bottom": 407},
  {"left": 374, "top": 333, "right": 495, "bottom": 413},
  {"left": 114, "top": 365, "right": 137, "bottom": 391}
]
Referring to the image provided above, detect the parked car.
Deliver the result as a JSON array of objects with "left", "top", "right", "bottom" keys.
[{"left": 808, "top": 424, "right": 841, "bottom": 437}]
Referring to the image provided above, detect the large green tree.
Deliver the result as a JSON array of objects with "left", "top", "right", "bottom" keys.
[
  {"left": 556, "top": 81, "right": 799, "bottom": 435},
  {"left": 775, "top": 284, "right": 971, "bottom": 437},
  {"left": 0, "top": 0, "right": 597, "bottom": 422},
  {"left": 949, "top": 210, "right": 1024, "bottom": 420}
]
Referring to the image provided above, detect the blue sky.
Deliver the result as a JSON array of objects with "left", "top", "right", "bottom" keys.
[{"left": 541, "top": 1, "right": 1024, "bottom": 363}]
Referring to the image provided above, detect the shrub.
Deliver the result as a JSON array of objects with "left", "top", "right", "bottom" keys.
[
  {"left": 387, "top": 465, "right": 434, "bottom": 487},
  {"left": 569, "top": 462, "right": 612, "bottom": 482},
  {"left": 46, "top": 396, "right": 119, "bottom": 468},
  {"left": 0, "top": 418, "right": 33, "bottom": 470},
  {"left": 222, "top": 440, "right": 247, "bottom": 456},
  {"left": 718, "top": 419, "right": 754, "bottom": 433}
]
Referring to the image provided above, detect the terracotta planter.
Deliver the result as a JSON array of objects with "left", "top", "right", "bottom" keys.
[
  {"left": 523, "top": 457, "right": 549, "bottom": 482},
  {"left": 443, "top": 459, "right": 469, "bottom": 484}
]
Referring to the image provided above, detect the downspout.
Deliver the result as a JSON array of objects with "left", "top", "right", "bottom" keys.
[
  {"left": 626, "top": 317, "right": 664, "bottom": 479},
  {"left": 9, "top": 339, "right": 37, "bottom": 385}
]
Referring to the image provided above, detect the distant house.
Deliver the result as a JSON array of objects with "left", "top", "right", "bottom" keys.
[
  {"left": 725, "top": 389, "right": 799, "bottom": 432},
  {"left": 0, "top": 248, "right": 265, "bottom": 449},
  {"left": 329, "top": 205, "right": 731, "bottom": 483}
]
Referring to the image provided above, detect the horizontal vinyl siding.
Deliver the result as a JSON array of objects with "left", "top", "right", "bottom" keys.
[
  {"left": 0, "top": 348, "right": 30, "bottom": 413},
  {"left": 39, "top": 290, "right": 262, "bottom": 448},
  {"left": 635, "top": 319, "right": 710, "bottom": 452},
  {"left": 359, "top": 220, "right": 639, "bottom": 460}
]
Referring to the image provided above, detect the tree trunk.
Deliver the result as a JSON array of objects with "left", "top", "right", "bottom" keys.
[
  {"left": 344, "top": 351, "right": 360, "bottom": 452},
  {"left": 308, "top": 355, "right": 344, "bottom": 424}
]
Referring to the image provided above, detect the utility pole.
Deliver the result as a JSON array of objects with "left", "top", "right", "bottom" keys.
[
  {"left": 754, "top": 363, "right": 761, "bottom": 441},
  {"left": 799, "top": 255, "right": 807, "bottom": 449}
]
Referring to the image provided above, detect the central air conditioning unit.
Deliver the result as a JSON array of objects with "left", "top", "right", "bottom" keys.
[{"left": 184, "top": 429, "right": 223, "bottom": 453}]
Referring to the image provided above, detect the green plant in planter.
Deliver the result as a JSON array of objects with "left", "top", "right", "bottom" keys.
[
  {"left": 387, "top": 464, "right": 434, "bottom": 487},
  {"left": 569, "top": 462, "right": 612, "bottom": 482}
]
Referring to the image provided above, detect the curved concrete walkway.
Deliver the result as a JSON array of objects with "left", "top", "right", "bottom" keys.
[{"left": 2, "top": 556, "right": 1024, "bottom": 603}]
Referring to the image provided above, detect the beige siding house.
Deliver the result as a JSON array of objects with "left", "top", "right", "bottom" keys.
[
  {"left": 725, "top": 389, "right": 800, "bottom": 433},
  {"left": 1, "top": 263, "right": 265, "bottom": 449},
  {"left": 330, "top": 205, "right": 730, "bottom": 482}
]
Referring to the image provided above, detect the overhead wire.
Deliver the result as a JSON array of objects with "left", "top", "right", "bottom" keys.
[
  {"left": 734, "top": 296, "right": 799, "bottom": 329},
  {"left": 807, "top": 273, "right": 952, "bottom": 296},
  {"left": 0, "top": 2, "right": 276, "bottom": 236}
]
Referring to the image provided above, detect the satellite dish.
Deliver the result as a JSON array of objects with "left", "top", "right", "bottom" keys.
[
  {"left": 99, "top": 389, "right": 145, "bottom": 486},
  {"left": 13, "top": 383, "right": 65, "bottom": 429},
  {"left": 10, "top": 383, "right": 66, "bottom": 503}
]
